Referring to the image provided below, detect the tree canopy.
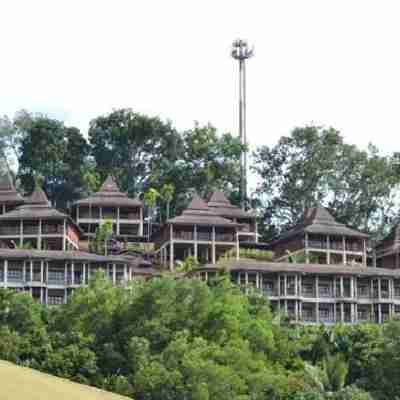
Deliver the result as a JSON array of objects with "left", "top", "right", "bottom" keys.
[{"left": 253, "top": 125, "right": 400, "bottom": 240}]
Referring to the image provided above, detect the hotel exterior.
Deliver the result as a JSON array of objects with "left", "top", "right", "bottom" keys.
[
  {"left": 0, "top": 171, "right": 398, "bottom": 323},
  {"left": 71, "top": 176, "right": 144, "bottom": 240}
]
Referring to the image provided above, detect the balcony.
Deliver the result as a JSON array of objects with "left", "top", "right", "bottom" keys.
[
  {"left": 197, "top": 231, "right": 212, "bottom": 241},
  {"left": 215, "top": 233, "right": 235, "bottom": 242},
  {"left": 42, "top": 225, "right": 63, "bottom": 234},
  {"left": 174, "top": 230, "right": 194, "bottom": 240},
  {"left": 0, "top": 226, "right": 20, "bottom": 235},
  {"left": 23, "top": 225, "right": 39, "bottom": 235}
]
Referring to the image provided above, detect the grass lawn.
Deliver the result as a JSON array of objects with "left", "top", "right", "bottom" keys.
[{"left": 0, "top": 360, "right": 130, "bottom": 400}]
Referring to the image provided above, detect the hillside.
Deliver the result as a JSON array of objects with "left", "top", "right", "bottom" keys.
[{"left": 0, "top": 361, "right": 130, "bottom": 400}]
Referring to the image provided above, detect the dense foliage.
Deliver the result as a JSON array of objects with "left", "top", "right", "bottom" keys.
[
  {"left": 0, "top": 273, "right": 397, "bottom": 399},
  {"left": 253, "top": 125, "right": 400, "bottom": 240}
]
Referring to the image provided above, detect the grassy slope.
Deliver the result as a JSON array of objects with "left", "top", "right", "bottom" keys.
[{"left": 0, "top": 361, "right": 130, "bottom": 400}]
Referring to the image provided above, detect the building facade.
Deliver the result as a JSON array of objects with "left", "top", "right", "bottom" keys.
[
  {"left": 0, "top": 186, "right": 80, "bottom": 251},
  {"left": 71, "top": 176, "right": 143, "bottom": 240},
  {"left": 196, "top": 260, "right": 400, "bottom": 324},
  {"left": 155, "top": 195, "right": 241, "bottom": 270},
  {"left": 0, "top": 249, "right": 155, "bottom": 305},
  {"left": 268, "top": 207, "right": 369, "bottom": 266},
  {"left": 207, "top": 190, "right": 258, "bottom": 243}
]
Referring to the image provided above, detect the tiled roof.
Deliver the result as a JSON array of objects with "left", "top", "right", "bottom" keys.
[
  {"left": 199, "top": 259, "right": 400, "bottom": 278},
  {"left": 73, "top": 175, "right": 142, "bottom": 207},
  {"left": 0, "top": 249, "right": 144, "bottom": 265},
  {"left": 270, "top": 207, "right": 368, "bottom": 244},
  {"left": 207, "top": 190, "right": 256, "bottom": 219},
  {"left": 25, "top": 186, "right": 50, "bottom": 205},
  {"left": 167, "top": 194, "right": 240, "bottom": 227},
  {"left": 0, "top": 168, "right": 24, "bottom": 205},
  {"left": 0, "top": 187, "right": 68, "bottom": 221}
]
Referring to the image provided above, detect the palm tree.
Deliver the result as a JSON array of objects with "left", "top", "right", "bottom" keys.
[
  {"left": 160, "top": 183, "right": 174, "bottom": 220},
  {"left": 305, "top": 353, "right": 348, "bottom": 396},
  {"left": 144, "top": 188, "right": 160, "bottom": 241}
]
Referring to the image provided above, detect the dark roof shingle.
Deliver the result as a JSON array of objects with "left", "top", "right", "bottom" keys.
[{"left": 73, "top": 175, "right": 142, "bottom": 207}]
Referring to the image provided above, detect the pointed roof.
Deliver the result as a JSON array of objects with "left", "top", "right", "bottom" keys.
[
  {"left": 98, "top": 175, "right": 121, "bottom": 194},
  {"left": 0, "top": 169, "right": 24, "bottom": 205},
  {"left": 25, "top": 186, "right": 50, "bottom": 205},
  {"left": 167, "top": 194, "right": 241, "bottom": 227},
  {"left": 207, "top": 190, "right": 256, "bottom": 219},
  {"left": 73, "top": 175, "right": 142, "bottom": 207},
  {"left": 0, "top": 185, "right": 76, "bottom": 224},
  {"left": 270, "top": 206, "right": 369, "bottom": 245}
]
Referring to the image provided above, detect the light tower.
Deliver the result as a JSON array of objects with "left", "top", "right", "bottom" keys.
[{"left": 231, "top": 39, "right": 254, "bottom": 210}]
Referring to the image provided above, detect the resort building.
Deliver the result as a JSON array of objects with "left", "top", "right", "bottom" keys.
[
  {"left": 375, "top": 224, "right": 400, "bottom": 269},
  {"left": 0, "top": 186, "right": 80, "bottom": 251},
  {"left": 207, "top": 190, "right": 258, "bottom": 243},
  {"left": 268, "top": 207, "right": 369, "bottom": 266},
  {"left": 0, "top": 249, "right": 154, "bottom": 305},
  {"left": 0, "top": 169, "right": 24, "bottom": 214},
  {"left": 155, "top": 194, "right": 241, "bottom": 270},
  {"left": 196, "top": 259, "right": 400, "bottom": 324},
  {"left": 71, "top": 176, "right": 143, "bottom": 241}
]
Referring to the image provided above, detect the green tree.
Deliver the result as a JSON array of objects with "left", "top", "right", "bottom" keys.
[
  {"left": 160, "top": 183, "right": 175, "bottom": 220},
  {"left": 17, "top": 114, "right": 90, "bottom": 206},
  {"left": 91, "top": 219, "right": 114, "bottom": 255},
  {"left": 253, "top": 125, "right": 400, "bottom": 240},
  {"left": 144, "top": 188, "right": 160, "bottom": 241},
  {"left": 88, "top": 109, "right": 181, "bottom": 197}
]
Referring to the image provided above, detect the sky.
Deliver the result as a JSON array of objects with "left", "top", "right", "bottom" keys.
[{"left": 1, "top": 0, "right": 400, "bottom": 154}]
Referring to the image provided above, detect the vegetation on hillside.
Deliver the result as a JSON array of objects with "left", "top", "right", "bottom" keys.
[{"left": 0, "top": 273, "right": 396, "bottom": 399}]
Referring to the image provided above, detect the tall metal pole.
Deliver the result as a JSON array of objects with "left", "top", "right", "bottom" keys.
[{"left": 231, "top": 39, "right": 253, "bottom": 210}]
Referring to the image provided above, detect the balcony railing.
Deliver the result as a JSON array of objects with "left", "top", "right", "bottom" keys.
[
  {"left": 0, "top": 227, "right": 20, "bottom": 235},
  {"left": 23, "top": 225, "right": 39, "bottom": 235},
  {"left": 197, "top": 232, "right": 212, "bottom": 241},
  {"left": 42, "top": 225, "right": 63, "bottom": 234},
  {"left": 215, "top": 233, "right": 235, "bottom": 242},
  {"left": 174, "top": 231, "right": 194, "bottom": 240}
]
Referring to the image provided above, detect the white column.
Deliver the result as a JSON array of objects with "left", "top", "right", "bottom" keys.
[
  {"left": 22, "top": 262, "right": 26, "bottom": 283},
  {"left": 139, "top": 207, "right": 143, "bottom": 236},
  {"left": 194, "top": 225, "right": 198, "bottom": 261},
  {"left": 71, "top": 262, "right": 75, "bottom": 285},
  {"left": 112, "top": 263, "right": 116, "bottom": 285},
  {"left": 117, "top": 207, "right": 120, "bottom": 235},
  {"left": 4, "top": 260, "right": 7, "bottom": 286},
  {"left": 20, "top": 220, "right": 23, "bottom": 246},
  {"left": 38, "top": 219, "right": 42, "bottom": 250},
  {"left": 343, "top": 236, "right": 347, "bottom": 264},
  {"left": 378, "top": 304, "right": 382, "bottom": 324},
  {"left": 350, "top": 277, "right": 354, "bottom": 299},
  {"left": 340, "top": 276, "right": 344, "bottom": 298},
  {"left": 315, "top": 276, "right": 319, "bottom": 298},
  {"left": 40, "top": 261, "right": 44, "bottom": 283},
  {"left": 305, "top": 233, "right": 310, "bottom": 263},
  {"left": 284, "top": 275, "right": 287, "bottom": 296},
  {"left": 326, "top": 235, "right": 330, "bottom": 264},
  {"left": 378, "top": 278, "right": 382, "bottom": 300},
  {"left": 169, "top": 224, "right": 174, "bottom": 270},
  {"left": 83, "top": 263, "right": 86, "bottom": 285},
  {"left": 236, "top": 231, "right": 240, "bottom": 260},
  {"left": 124, "top": 264, "right": 128, "bottom": 282},
  {"left": 30, "top": 262, "right": 33, "bottom": 282},
  {"left": 212, "top": 226, "right": 216, "bottom": 264},
  {"left": 64, "top": 263, "right": 68, "bottom": 285},
  {"left": 62, "top": 219, "right": 67, "bottom": 251}
]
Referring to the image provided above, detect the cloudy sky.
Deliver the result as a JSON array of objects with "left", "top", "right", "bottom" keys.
[{"left": 1, "top": 0, "right": 400, "bottom": 153}]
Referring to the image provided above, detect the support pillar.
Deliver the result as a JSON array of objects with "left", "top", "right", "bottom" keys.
[
  {"left": 112, "top": 263, "right": 116, "bottom": 285},
  {"left": 4, "top": 260, "right": 7, "bottom": 287},
  {"left": 194, "top": 225, "right": 198, "bottom": 261},
  {"left": 212, "top": 226, "right": 216, "bottom": 264}
]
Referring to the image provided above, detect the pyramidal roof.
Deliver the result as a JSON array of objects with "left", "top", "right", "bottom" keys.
[
  {"left": 97, "top": 175, "right": 121, "bottom": 195},
  {"left": 25, "top": 186, "right": 50, "bottom": 205},
  {"left": 167, "top": 193, "right": 240, "bottom": 227},
  {"left": 0, "top": 185, "right": 72, "bottom": 222},
  {"left": 271, "top": 206, "right": 369, "bottom": 244},
  {"left": 207, "top": 190, "right": 256, "bottom": 219},
  {"left": 74, "top": 175, "right": 142, "bottom": 207},
  {"left": 0, "top": 167, "right": 24, "bottom": 205}
]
